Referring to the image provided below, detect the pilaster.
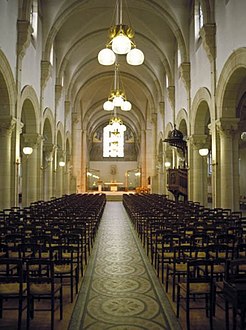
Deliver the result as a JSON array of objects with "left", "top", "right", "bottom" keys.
[{"left": 216, "top": 118, "right": 240, "bottom": 209}]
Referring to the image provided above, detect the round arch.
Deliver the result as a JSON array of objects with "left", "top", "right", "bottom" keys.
[
  {"left": 216, "top": 48, "right": 246, "bottom": 119},
  {"left": 0, "top": 50, "right": 17, "bottom": 117}
]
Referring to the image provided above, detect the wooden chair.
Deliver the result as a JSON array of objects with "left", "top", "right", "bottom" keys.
[
  {"left": 26, "top": 258, "right": 63, "bottom": 330},
  {"left": 0, "top": 258, "right": 26, "bottom": 329},
  {"left": 176, "top": 258, "right": 215, "bottom": 330},
  {"left": 52, "top": 244, "right": 79, "bottom": 303},
  {"left": 223, "top": 258, "right": 246, "bottom": 330},
  {"left": 166, "top": 245, "right": 196, "bottom": 301}
]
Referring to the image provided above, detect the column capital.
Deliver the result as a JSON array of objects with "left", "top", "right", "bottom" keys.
[
  {"left": 189, "top": 134, "right": 208, "bottom": 149},
  {"left": 216, "top": 118, "right": 240, "bottom": 136},
  {"left": 0, "top": 116, "right": 16, "bottom": 136},
  {"left": 43, "top": 143, "right": 56, "bottom": 153},
  {"left": 22, "top": 133, "right": 42, "bottom": 148}
]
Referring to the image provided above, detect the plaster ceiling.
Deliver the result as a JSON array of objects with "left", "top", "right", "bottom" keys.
[{"left": 42, "top": 0, "right": 191, "bottom": 139}]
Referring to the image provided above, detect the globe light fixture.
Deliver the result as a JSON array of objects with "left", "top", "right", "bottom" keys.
[
  {"left": 103, "top": 63, "right": 132, "bottom": 112},
  {"left": 199, "top": 148, "right": 209, "bottom": 156},
  {"left": 241, "top": 131, "right": 246, "bottom": 141},
  {"left": 23, "top": 146, "right": 33, "bottom": 155},
  {"left": 98, "top": 0, "right": 144, "bottom": 66}
]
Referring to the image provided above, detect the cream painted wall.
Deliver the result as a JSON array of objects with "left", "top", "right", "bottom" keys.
[
  {"left": 216, "top": 0, "right": 246, "bottom": 78},
  {"left": 21, "top": 43, "right": 41, "bottom": 99},
  {"left": 189, "top": 41, "right": 211, "bottom": 101},
  {"left": 176, "top": 74, "right": 188, "bottom": 115},
  {"left": 43, "top": 75, "right": 55, "bottom": 115},
  {"left": 0, "top": 1, "right": 18, "bottom": 78}
]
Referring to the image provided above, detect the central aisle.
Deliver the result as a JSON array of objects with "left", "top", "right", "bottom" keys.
[{"left": 69, "top": 202, "right": 181, "bottom": 330}]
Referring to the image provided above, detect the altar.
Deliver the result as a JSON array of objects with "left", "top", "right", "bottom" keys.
[{"left": 104, "top": 182, "right": 123, "bottom": 192}]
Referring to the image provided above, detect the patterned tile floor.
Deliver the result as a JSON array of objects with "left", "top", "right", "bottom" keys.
[{"left": 69, "top": 202, "right": 182, "bottom": 330}]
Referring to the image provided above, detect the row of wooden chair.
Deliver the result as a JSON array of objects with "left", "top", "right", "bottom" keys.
[
  {"left": 0, "top": 257, "right": 63, "bottom": 330},
  {"left": 123, "top": 193, "right": 246, "bottom": 329},
  {"left": 0, "top": 193, "right": 106, "bottom": 329}
]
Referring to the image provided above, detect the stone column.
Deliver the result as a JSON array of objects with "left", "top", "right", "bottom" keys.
[
  {"left": 22, "top": 133, "right": 41, "bottom": 206},
  {"left": 42, "top": 144, "right": 55, "bottom": 201},
  {"left": 190, "top": 134, "right": 208, "bottom": 205},
  {"left": 81, "top": 130, "right": 88, "bottom": 192},
  {"left": 65, "top": 153, "right": 71, "bottom": 195},
  {"left": 0, "top": 117, "right": 16, "bottom": 209},
  {"left": 11, "top": 120, "right": 23, "bottom": 207},
  {"left": 56, "top": 150, "right": 65, "bottom": 197},
  {"left": 233, "top": 131, "right": 240, "bottom": 210},
  {"left": 216, "top": 118, "right": 239, "bottom": 210},
  {"left": 140, "top": 129, "right": 147, "bottom": 187}
]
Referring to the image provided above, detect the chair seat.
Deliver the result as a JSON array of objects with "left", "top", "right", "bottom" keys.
[
  {"left": 179, "top": 281, "right": 211, "bottom": 294},
  {"left": 54, "top": 264, "right": 77, "bottom": 274},
  {"left": 30, "top": 283, "right": 61, "bottom": 295},
  {"left": 0, "top": 283, "right": 27, "bottom": 295},
  {"left": 209, "top": 251, "right": 227, "bottom": 259},
  {"left": 168, "top": 263, "right": 188, "bottom": 272}
]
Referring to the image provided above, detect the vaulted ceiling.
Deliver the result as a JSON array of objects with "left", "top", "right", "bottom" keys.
[{"left": 42, "top": 0, "right": 191, "bottom": 140}]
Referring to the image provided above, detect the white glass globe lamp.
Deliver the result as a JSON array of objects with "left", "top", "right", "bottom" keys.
[
  {"left": 199, "top": 148, "right": 209, "bottom": 156},
  {"left": 112, "top": 34, "right": 131, "bottom": 55},
  {"left": 121, "top": 100, "right": 132, "bottom": 111},
  {"left": 103, "top": 100, "right": 114, "bottom": 111},
  {"left": 98, "top": 48, "right": 116, "bottom": 65},
  {"left": 113, "top": 95, "right": 124, "bottom": 107},
  {"left": 126, "top": 48, "right": 144, "bottom": 65}
]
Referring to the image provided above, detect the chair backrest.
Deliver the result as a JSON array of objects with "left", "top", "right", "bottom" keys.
[
  {"left": 225, "top": 258, "right": 246, "bottom": 283},
  {"left": 159, "top": 233, "right": 181, "bottom": 249},
  {"left": 236, "top": 243, "right": 246, "bottom": 258},
  {"left": 0, "top": 258, "right": 24, "bottom": 285},
  {"left": 206, "top": 243, "right": 230, "bottom": 262},
  {"left": 187, "top": 259, "right": 214, "bottom": 286},
  {"left": 18, "top": 243, "right": 40, "bottom": 260},
  {"left": 0, "top": 243, "right": 9, "bottom": 258},
  {"left": 190, "top": 233, "right": 210, "bottom": 247},
  {"left": 52, "top": 244, "right": 79, "bottom": 265},
  {"left": 26, "top": 259, "right": 55, "bottom": 285}
]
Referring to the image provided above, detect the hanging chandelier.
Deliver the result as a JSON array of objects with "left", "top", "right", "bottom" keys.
[
  {"left": 103, "top": 63, "right": 132, "bottom": 111},
  {"left": 98, "top": 0, "right": 144, "bottom": 66}
]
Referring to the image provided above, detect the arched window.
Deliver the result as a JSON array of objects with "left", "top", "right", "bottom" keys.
[
  {"left": 30, "top": 0, "right": 38, "bottom": 40},
  {"left": 177, "top": 47, "right": 181, "bottom": 68},
  {"left": 50, "top": 43, "right": 54, "bottom": 66},
  {"left": 194, "top": 0, "right": 204, "bottom": 40},
  {"left": 103, "top": 119, "right": 126, "bottom": 157}
]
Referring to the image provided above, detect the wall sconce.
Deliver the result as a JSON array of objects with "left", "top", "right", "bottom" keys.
[
  {"left": 23, "top": 147, "right": 33, "bottom": 155},
  {"left": 198, "top": 148, "right": 209, "bottom": 156},
  {"left": 241, "top": 132, "right": 246, "bottom": 141},
  {"left": 59, "top": 160, "right": 65, "bottom": 167},
  {"left": 164, "top": 161, "right": 171, "bottom": 168}
]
